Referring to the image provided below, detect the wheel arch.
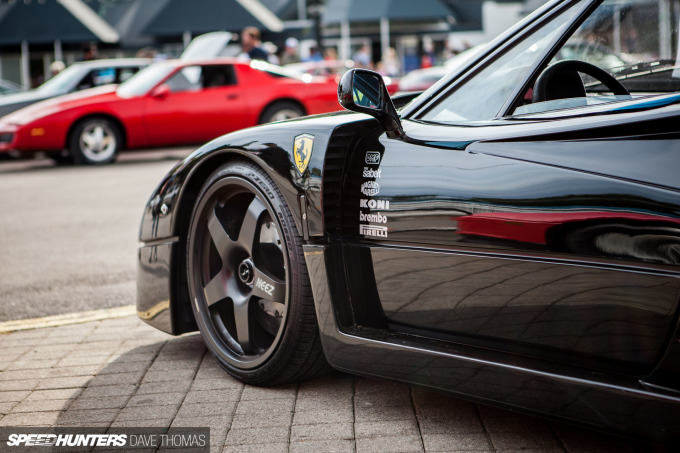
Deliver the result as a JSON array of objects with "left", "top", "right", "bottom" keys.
[
  {"left": 258, "top": 98, "right": 307, "bottom": 124},
  {"left": 169, "top": 149, "right": 306, "bottom": 336},
  {"left": 66, "top": 113, "right": 127, "bottom": 151}
]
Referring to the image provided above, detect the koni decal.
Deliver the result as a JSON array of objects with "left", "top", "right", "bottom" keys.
[{"left": 360, "top": 199, "right": 390, "bottom": 209}]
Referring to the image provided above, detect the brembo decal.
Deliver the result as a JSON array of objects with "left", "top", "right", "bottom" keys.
[{"left": 360, "top": 212, "right": 387, "bottom": 224}]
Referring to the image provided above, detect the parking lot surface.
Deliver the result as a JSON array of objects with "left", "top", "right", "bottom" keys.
[{"left": 0, "top": 316, "right": 664, "bottom": 452}]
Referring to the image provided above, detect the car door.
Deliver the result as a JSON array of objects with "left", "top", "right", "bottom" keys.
[
  {"left": 143, "top": 64, "right": 248, "bottom": 146},
  {"left": 338, "top": 0, "right": 680, "bottom": 376}
]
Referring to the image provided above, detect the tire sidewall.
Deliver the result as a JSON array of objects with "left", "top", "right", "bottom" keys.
[{"left": 187, "top": 160, "right": 307, "bottom": 383}]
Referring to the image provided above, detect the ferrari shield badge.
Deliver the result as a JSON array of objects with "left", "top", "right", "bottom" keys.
[{"left": 293, "top": 133, "right": 314, "bottom": 175}]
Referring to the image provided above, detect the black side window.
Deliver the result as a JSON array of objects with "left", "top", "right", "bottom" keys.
[{"left": 201, "top": 65, "right": 237, "bottom": 88}]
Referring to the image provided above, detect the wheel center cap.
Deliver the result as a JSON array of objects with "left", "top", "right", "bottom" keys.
[{"left": 238, "top": 259, "right": 254, "bottom": 285}]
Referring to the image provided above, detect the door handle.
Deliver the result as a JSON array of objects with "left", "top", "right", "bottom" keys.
[{"left": 226, "top": 94, "right": 239, "bottom": 100}]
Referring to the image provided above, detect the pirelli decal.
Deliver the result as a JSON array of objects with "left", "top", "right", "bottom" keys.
[
  {"left": 293, "top": 134, "right": 314, "bottom": 175},
  {"left": 360, "top": 224, "right": 388, "bottom": 237}
]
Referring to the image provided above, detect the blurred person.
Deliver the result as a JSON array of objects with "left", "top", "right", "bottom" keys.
[
  {"left": 353, "top": 44, "right": 372, "bottom": 69},
  {"left": 280, "top": 37, "right": 300, "bottom": 65},
  {"left": 304, "top": 46, "right": 323, "bottom": 62},
  {"left": 49, "top": 60, "right": 65, "bottom": 78},
  {"left": 83, "top": 42, "right": 98, "bottom": 60},
  {"left": 379, "top": 47, "right": 400, "bottom": 76},
  {"left": 324, "top": 47, "right": 338, "bottom": 61},
  {"left": 240, "top": 26, "right": 268, "bottom": 61},
  {"left": 263, "top": 42, "right": 280, "bottom": 65},
  {"left": 136, "top": 47, "right": 157, "bottom": 59}
]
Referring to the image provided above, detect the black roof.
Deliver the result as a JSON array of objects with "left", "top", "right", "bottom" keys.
[
  {"left": 0, "top": 0, "right": 101, "bottom": 45},
  {"left": 143, "top": 0, "right": 271, "bottom": 36}
]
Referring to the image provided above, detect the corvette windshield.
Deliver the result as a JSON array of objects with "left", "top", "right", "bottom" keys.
[
  {"left": 36, "top": 65, "right": 83, "bottom": 94},
  {"left": 117, "top": 64, "right": 176, "bottom": 98}
]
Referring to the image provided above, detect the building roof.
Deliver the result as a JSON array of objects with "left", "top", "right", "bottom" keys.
[{"left": 0, "top": 0, "right": 118, "bottom": 45}]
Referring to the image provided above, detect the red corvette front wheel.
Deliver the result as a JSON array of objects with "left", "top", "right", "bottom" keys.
[{"left": 68, "top": 117, "right": 121, "bottom": 165}]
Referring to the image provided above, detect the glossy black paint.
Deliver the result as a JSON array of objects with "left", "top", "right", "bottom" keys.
[
  {"left": 137, "top": 0, "right": 680, "bottom": 440},
  {"left": 137, "top": 111, "right": 366, "bottom": 334}
]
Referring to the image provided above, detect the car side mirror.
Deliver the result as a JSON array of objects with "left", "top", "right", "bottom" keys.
[
  {"left": 150, "top": 84, "right": 170, "bottom": 99},
  {"left": 338, "top": 69, "right": 404, "bottom": 139}
]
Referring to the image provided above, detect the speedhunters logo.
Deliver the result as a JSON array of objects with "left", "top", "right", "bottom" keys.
[
  {"left": 4, "top": 428, "right": 209, "bottom": 451},
  {"left": 7, "top": 434, "right": 126, "bottom": 447}
]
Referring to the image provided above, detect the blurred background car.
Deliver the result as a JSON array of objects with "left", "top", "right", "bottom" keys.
[
  {"left": 397, "top": 44, "right": 487, "bottom": 93},
  {"left": 0, "top": 79, "right": 22, "bottom": 96},
  {"left": 0, "top": 58, "right": 341, "bottom": 165},
  {"left": 0, "top": 59, "right": 150, "bottom": 118}
]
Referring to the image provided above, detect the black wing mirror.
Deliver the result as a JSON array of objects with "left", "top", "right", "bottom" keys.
[{"left": 338, "top": 69, "right": 404, "bottom": 139}]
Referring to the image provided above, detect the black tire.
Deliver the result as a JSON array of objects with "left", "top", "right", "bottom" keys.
[
  {"left": 259, "top": 101, "right": 305, "bottom": 124},
  {"left": 186, "top": 160, "right": 327, "bottom": 385},
  {"left": 68, "top": 117, "right": 121, "bottom": 165}
]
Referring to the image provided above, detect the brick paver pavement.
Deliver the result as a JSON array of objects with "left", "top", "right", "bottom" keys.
[{"left": 0, "top": 316, "right": 665, "bottom": 452}]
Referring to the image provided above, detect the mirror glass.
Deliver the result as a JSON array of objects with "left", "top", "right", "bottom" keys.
[{"left": 352, "top": 72, "right": 383, "bottom": 110}]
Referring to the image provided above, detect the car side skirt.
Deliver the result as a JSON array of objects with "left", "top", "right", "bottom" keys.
[{"left": 304, "top": 243, "right": 680, "bottom": 441}]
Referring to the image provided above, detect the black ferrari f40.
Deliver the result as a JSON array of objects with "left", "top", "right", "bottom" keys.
[{"left": 138, "top": 0, "right": 680, "bottom": 441}]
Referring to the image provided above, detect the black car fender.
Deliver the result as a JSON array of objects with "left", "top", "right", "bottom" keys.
[{"left": 137, "top": 111, "right": 371, "bottom": 335}]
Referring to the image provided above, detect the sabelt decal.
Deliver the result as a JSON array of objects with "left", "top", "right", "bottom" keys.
[
  {"left": 360, "top": 224, "right": 388, "bottom": 237},
  {"left": 365, "top": 151, "right": 381, "bottom": 165},
  {"left": 360, "top": 199, "right": 390, "bottom": 209},
  {"left": 361, "top": 181, "right": 380, "bottom": 196},
  {"left": 363, "top": 167, "right": 381, "bottom": 178},
  {"left": 293, "top": 133, "right": 314, "bottom": 175}
]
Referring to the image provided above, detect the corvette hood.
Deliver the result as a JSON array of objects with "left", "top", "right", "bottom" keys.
[{"left": 0, "top": 85, "right": 119, "bottom": 126}]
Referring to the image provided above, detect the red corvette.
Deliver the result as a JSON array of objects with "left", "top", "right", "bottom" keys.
[{"left": 0, "top": 58, "right": 341, "bottom": 164}]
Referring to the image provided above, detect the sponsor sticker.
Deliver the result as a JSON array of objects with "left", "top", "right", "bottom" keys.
[
  {"left": 360, "top": 181, "right": 380, "bottom": 196},
  {"left": 360, "top": 224, "right": 388, "bottom": 237},
  {"left": 255, "top": 277, "right": 274, "bottom": 296},
  {"left": 365, "top": 151, "right": 381, "bottom": 165},
  {"left": 359, "top": 212, "right": 387, "bottom": 224},
  {"left": 293, "top": 134, "right": 314, "bottom": 175},
  {"left": 360, "top": 198, "right": 390, "bottom": 210},
  {"left": 362, "top": 167, "right": 381, "bottom": 178}
]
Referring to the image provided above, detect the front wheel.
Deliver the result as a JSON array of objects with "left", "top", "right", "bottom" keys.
[
  {"left": 68, "top": 117, "right": 121, "bottom": 165},
  {"left": 186, "top": 160, "right": 327, "bottom": 385}
]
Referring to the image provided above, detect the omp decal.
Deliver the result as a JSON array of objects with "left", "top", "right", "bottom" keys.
[
  {"left": 293, "top": 133, "right": 314, "bottom": 175},
  {"left": 361, "top": 181, "right": 380, "bottom": 196},
  {"left": 360, "top": 224, "right": 388, "bottom": 237},
  {"left": 365, "top": 151, "right": 381, "bottom": 164},
  {"left": 360, "top": 199, "right": 390, "bottom": 209}
]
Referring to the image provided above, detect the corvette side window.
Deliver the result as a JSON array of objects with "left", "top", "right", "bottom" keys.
[
  {"left": 420, "top": 2, "right": 581, "bottom": 123},
  {"left": 200, "top": 65, "right": 236, "bottom": 88},
  {"left": 165, "top": 66, "right": 202, "bottom": 92}
]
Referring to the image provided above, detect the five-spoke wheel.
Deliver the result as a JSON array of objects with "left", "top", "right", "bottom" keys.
[{"left": 187, "top": 161, "right": 326, "bottom": 385}]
